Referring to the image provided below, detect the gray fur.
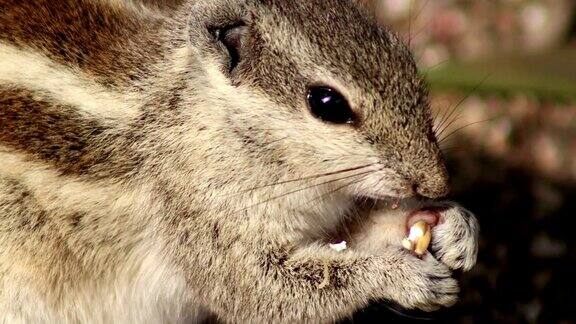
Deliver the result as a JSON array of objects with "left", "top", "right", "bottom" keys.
[{"left": 0, "top": 0, "right": 478, "bottom": 322}]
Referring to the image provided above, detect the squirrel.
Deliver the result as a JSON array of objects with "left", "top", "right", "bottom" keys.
[{"left": 0, "top": 0, "right": 479, "bottom": 322}]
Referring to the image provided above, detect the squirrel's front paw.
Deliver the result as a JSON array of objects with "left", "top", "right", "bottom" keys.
[
  {"left": 384, "top": 249, "right": 459, "bottom": 312},
  {"left": 430, "top": 203, "right": 479, "bottom": 271}
]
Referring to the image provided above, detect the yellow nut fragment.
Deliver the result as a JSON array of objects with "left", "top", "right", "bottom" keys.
[{"left": 402, "top": 220, "right": 432, "bottom": 256}]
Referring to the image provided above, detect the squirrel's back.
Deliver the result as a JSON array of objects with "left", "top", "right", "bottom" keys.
[
  {"left": 0, "top": 0, "right": 184, "bottom": 178},
  {"left": 0, "top": 0, "right": 170, "bottom": 85},
  {"left": 0, "top": 1, "right": 196, "bottom": 322}
]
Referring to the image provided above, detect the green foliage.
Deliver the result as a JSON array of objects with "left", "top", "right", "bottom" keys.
[{"left": 425, "top": 48, "right": 576, "bottom": 102}]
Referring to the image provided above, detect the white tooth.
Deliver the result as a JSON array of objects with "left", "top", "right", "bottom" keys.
[{"left": 329, "top": 241, "right": 347, "bottom": 252}]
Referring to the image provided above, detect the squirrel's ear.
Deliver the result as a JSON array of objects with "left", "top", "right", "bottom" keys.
[
  {"left": 188, "top": 0, "right": 251, "bottom": 74},
  {"left": 209, "top": 23, "right": 248, "bottom": 73}
]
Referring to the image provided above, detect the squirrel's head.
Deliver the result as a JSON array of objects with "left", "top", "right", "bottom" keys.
[{"left": 155, "top": 0, "right": 449, "bottom": 209}]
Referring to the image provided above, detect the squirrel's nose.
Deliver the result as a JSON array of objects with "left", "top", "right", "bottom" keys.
[{"left": 412, "top": 165, "right": 450, "bottom": 199}]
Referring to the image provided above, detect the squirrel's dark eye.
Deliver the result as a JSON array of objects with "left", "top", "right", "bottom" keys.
[{"left": 307, "top": 86, "right": 356, "bottom": 124}]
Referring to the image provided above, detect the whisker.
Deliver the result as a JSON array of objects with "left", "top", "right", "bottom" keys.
[
  {"left": 434, "top": 102, "right": 455, "bottom": 136},
  {"left": 434, "top": 84, "right": 480, "bottom": 135},
  {"left": 435, "top": 114, "right": 463, "bottom": 140},
  {"left": 439, "top": 117, "right": 497, "bottom": 144},
  {"left": 431, "top": 98, "right": 450, "bottom": 123},
  {"left": 413, "top": 0, "right": 431, "bottom": 23},
  {"left": 411, "top": 20, "right": 434, "bottom": 46},
  {"left": 261, "top": 136, "right": 289, "bottom": 147},
  {"left": 434, "top": 77, "right": 488, "bottom": 136},
  {"left": 226, "top": 163, "right": 377, "bottom": 197},
  {"left": 422, "top": 59, "right": 449, "bottom": 76},
  {"left": 234, "top": 169, "right": 375, "bottom": 214},
  {"left": 407, "top": 0, "right": 431, "bottom": 49},
  {"left": 299, "top": 173, "right": 374, "bottom": 211},
  {"left": 435, "top": 101, "right": 462, "bottom": 137},
  {"left": 255, "top": 128, "right": 382, "bottom": 160}
]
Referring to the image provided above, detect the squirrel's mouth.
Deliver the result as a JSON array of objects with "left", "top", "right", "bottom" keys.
[
  {"left": 320, "top": 197, "right": 442, "bottom": 253},
  {"left": 350, "top": 171, "right": 417, "bottom": 202},
  {"left": 320, "top": 197, "right": 398, "bottom": 246}
]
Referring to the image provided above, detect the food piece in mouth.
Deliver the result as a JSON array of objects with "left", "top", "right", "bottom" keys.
[
  {"left": 402, "top": 208, "right": 441, "bottom": 255},
  {"left": 402, "top": 220, "right": 432, "bottom": 256}
]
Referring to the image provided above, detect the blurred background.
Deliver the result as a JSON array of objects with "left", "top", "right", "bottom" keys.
[{"left": 349, "top": 0, "right": 576, "bottom": 323}]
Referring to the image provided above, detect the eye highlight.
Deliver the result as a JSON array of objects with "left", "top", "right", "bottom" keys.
[{"left": 307, "top": 86, "right": 356, "bottom": 125}]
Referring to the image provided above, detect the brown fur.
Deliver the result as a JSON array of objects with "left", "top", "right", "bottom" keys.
[
  {"left": 0, "top": 0, "right": 167, "bottom": 87},
  {"left": 0, "top": 87, "right": 127, "bottom": 177},
  {"left": 0, "top": 0, "right": 479, "bottom": 322}
]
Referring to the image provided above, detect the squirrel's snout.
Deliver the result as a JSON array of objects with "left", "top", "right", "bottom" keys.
[
  {"left": 414, "top": 180, "right": 450, "bottom": 199},
  {"left": 412, "top": 165, "right": 450, "bottom": 199}
]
